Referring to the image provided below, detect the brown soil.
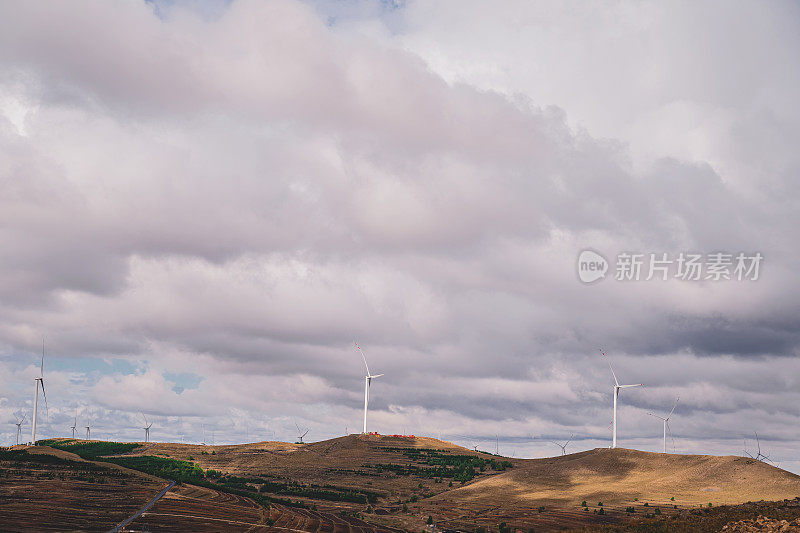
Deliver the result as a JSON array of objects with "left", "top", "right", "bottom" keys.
[{"left": 0, "top": 445, "right": 168, "bottom": 532}]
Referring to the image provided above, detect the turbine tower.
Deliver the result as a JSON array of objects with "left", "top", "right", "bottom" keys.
[
  {"left": 648, "top": 397, "right": 679, "bottom": 453},
  {"left": 551, "top": 434, "right": 574, "bottom": 455},
  {"left": 15, "top": 414, "right": 26, "bottom": 445},
  {"left": 85, "top": 417, "right": 92, "bottom": 440},
  {"left": 355, "top": 342, "right": 383, "bottom": 434},
  {"left": 601, "top": 349, "right": 643, "bottom": 448},
  {"left": 141, "top": 413, "right": 153, "bottom": 442},
  {"left": 70, "top": 415, "right": 77, "bottom": 439},
  {"left": 31, "top": 341, "right": 49, "bottom": 445}
]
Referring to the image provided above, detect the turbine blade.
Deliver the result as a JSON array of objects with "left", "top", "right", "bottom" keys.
[
  {"left": 355, "top": 342, "right": 371, "bottom": 375},
  {"left": 666, "top": 421, "right": 676, "bottom": 451},
  {"left": 40, "top": 380, "right": 49, "bottom": 416},
  {"left": 668, "top": 397, "right": 679, "bottom": 418},
  {"left": 600, "top": 349, "right": 619, "bottom": 386},
  {"left": 371, "top": 373, "right": 384, "bottom": 378}
]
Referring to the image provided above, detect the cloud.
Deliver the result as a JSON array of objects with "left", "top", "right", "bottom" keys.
[{"left": 0, "top": 0, "right": 798, "bottom": 470}]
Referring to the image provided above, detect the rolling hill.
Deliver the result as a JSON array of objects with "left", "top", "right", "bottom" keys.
[{"left": 4, "top": 436, "right": 800, "bottom": 531}]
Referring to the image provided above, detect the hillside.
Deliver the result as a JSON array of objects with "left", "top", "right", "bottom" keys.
[
  {"left": 420, "top": 447, "right": 800, "bottom": 531},
  {"left": 9, "top": 438, "right": 800, "bottom": 532},
  {"left": 0, "top": 445, "right": 169, "bottom": 532}
]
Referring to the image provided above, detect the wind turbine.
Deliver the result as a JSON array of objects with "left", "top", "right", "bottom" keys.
[
  {"left": 70, "top": 414, "right": 77, "bottom": 439},
  {"left": 551, "top": 434, "right": 574, "bottom": 455},
  {"left": 744, "top": 432, "right": 774, "bottom": 464},
  {"left": 14, "top": 414, "right": 26, "bottom": 445},
  {"left": 31, "top": 340, "right": 49, "bottom": 445},
  {"left": 355, "top": 342, "right": 383, "bottom": 434},
  {"left": 295, "top": 421, "right": 309, "bottom": 444},
  {"left": 85, "top": 417, "right": 92, "bottom": 440},
  {"left": 601, "top": 349, "right": 643, "bottom": 448},
  {"left": 648, "top": 397, "right": 679, "bottom": 453},
  {"left": 141, "top": 413, "right": 153, "bottom": 442}
]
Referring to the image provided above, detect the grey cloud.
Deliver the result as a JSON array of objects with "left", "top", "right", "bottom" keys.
[{"left": 0, "top": 0, "right": 798, "bottom": 470}]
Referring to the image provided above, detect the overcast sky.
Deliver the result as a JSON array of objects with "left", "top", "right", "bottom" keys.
[{"left": 1, "top": 0, "right": 798, "bottom": 472}]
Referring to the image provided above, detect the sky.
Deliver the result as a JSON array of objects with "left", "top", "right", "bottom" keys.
[{"left": 1, "top": 0, "right": 799, "bottom": 472}]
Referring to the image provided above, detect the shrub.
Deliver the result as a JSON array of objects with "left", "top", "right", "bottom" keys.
[
  {"left": 581, "top": 500, "right": 587, "bottom": 507},
  {"left": 598, "top": 508, "right": 604, "bottom": 515},
  {"left": 655, "top": 507, "right": 661, "bottom": 515},
  {"left": 427, "top": 516, "right": 433, "bottom": 525},
  {"left": 644, "top": 502, "right": 649, "bottom": 507}
]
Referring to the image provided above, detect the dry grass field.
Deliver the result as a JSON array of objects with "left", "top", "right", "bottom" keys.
[
  {"left": 3, "top": 436, "right": 800, "bottom": 532},
  {"left": 0, "top": 446, "right": 168, "bottom": 532},
  {"left": 129, "top": 482, "right": 408, "bottom": 532},
  {"left": 420, "top": 447, "right": 800, "bottom": 531}
]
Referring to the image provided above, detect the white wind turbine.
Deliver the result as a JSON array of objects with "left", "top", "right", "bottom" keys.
[
  {"left": 31, "top": 341, "right": 49, "bottom": 445},
  {"left": 355, "top": 342, "right": 383, "bottom": 434},
  {"left": 648, "top": 397, "right": 679, "bottom": 453},
  {"left": 15, "top": 413, "right": 26, "bottom": 445},
  {"left": 85, "top": 416, "right": 92, "bottom": 440},
  {"left": 551, "top": 434, "right": 574, "bottom": 455},
  {"left": 601, "top": 349, "right": 643, "bottom": 449},
  {"left": 70, "top": 414, "right": 77, "bottom": 439},
  {"left": 141, "top": 413, "right": 153, "bottom": 442}
]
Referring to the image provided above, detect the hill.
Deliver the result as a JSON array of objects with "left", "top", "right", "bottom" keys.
[
  {"left": 420, "top": 447, "right": 800, "bottom": 531},
  {"left": 0, "top": 445, "right": 169, "bottom": 532},
  {"left": 7, "top": 437, "right": 800, "bottom": 531}
]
